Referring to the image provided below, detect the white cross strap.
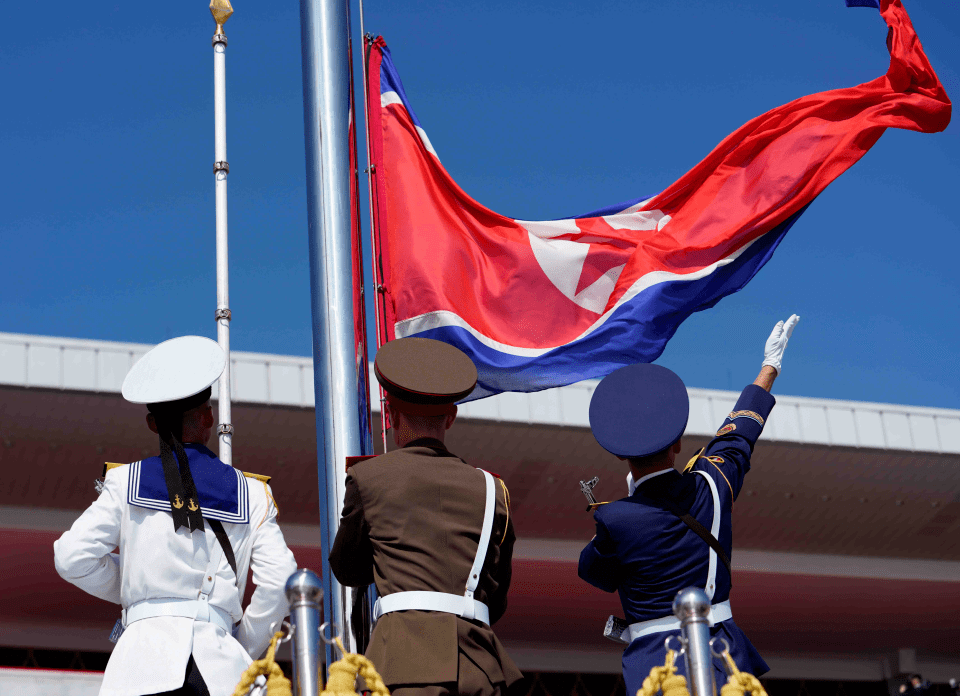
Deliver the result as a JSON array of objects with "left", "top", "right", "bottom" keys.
[
  {"left": 374, "top": 468, "right": 497, "bottom": 625},
  {"left": 466, "top": 469, "right": 497, "bottom": 597},
  {"left": 694, "top": 470, "right": 722, "bottom": 600}
]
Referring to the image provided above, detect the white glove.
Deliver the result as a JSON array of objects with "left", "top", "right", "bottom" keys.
[{"left": 762, "top": 314, "right": 799, "bottom": 375}]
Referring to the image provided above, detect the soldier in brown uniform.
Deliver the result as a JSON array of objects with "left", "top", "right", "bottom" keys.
[{"left": 329, "top": 338, "right": 522, "bottom": 696}]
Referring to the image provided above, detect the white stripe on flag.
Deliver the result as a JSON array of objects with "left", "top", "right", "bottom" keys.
[
  {"left": 394, "top": 232, "right": 768, "bottom": 356},
  {"left": 381, "top": 91, "right": 439, "bottom": 159}
]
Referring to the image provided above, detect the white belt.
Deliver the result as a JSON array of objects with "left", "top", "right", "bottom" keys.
[
  {"left": 110, "top": 526, "right": 238, "bottom": 643},
  {"left": 373, "top": 591, "right": 491, "bottom": 625},
  {"left": 123, "top": 598, "right": 234, "bottom": 634},
  {"left": 374, "top": 469, "right": 497, "bottom": 627},
  {"left": 625, "top": 600, "right": 732, "bottom": 643}
]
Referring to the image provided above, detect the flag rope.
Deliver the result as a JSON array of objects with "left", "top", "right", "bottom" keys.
[{"left": 362, "top": 32, "right": 391, "bottom": 452}]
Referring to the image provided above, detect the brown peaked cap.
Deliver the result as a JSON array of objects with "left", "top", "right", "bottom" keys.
[{"left": 374, "top": 337, "right": 477, "bottom": 405}]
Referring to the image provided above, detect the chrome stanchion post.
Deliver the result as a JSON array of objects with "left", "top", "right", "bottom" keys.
[
  {"left": 674, "top": 587, "right": 716, "bottom": 696},
  {"left": 285, "top": 569, "right": 324, "bottom": 696}
]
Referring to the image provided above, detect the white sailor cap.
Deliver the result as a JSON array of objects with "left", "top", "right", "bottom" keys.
[{"left": 122, "top": 336, "right": 225, "bottom": 406}]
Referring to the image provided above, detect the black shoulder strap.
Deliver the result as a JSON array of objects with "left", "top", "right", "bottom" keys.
[
  {"left": 208, "top": 519, "right": 238, "bottom": 577},
  {"left": 658, "top": 496, "right": 732, "bottom": 582}
]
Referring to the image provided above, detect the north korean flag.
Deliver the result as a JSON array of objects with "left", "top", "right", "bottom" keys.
[{"left": 365, "top": 0, "right": 949, "bottom": 401}]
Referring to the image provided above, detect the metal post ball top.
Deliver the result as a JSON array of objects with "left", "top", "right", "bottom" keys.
[
  {"left": 285, "top": 568, "right": 323, "bottom": 607},
  {"left": 673, "top": 587, "right": 711, "bottom": 624}
]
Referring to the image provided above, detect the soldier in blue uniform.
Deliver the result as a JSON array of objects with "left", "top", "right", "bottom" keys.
[{"left": 579, "top": 315, "right": 799, "bottom": 694}]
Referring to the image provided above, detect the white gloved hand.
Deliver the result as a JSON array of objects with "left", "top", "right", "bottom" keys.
[{"left": 762, "top": 314, "right": 800, "bottom": 375}]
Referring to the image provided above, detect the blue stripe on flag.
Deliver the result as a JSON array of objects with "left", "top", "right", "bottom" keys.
[
  {"left": 379, "top": 45, "right": 425, "bottom": 129},
  {"left": 568, "top": 195, "right": 658, "bottom": 220},
  {"left": 411, "top": 205, "right": 809, "bottom": 400}
]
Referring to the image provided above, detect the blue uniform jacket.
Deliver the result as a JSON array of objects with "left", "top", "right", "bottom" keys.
[{"left": 579, "top": 384, "right": 775, "bottom": 694}]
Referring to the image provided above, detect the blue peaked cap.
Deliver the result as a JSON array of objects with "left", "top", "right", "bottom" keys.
[{"left": 589, "top": 363, "right": 689, "bottom": 458}]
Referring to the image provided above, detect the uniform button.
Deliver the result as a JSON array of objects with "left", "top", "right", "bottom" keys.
[{"left": 208, "top": 576, "right": 213, "bottom": 581}]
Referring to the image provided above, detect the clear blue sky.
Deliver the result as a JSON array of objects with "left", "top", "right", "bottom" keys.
[{"left": 2, "top": 0, "right": 957, "bottom": 408}]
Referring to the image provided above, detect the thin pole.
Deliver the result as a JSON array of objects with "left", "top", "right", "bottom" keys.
[
  {"left": 357, "top": 24, "right": 389, "bottom": 453},
  {"left": 299, "top": 0, "right": 364, "bottom": 661},
  {"left": 211, "top": 0, "right": 234, "bottom": 465}
]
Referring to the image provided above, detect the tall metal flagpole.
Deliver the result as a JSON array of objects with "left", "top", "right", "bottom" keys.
[
  {"left": 211, "top": 0, "right": 234, "bottom": 465},
  {"left": 300, "top": 0, "right": 365, "bottom": 660}
]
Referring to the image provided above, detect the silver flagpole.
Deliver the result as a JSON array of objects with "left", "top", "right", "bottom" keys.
[
  {"left": 299, "top": 0, "right": 364, "bottom": 662},
  {"left": 211, "top": 0, "right": 234, "bottom": 465}
]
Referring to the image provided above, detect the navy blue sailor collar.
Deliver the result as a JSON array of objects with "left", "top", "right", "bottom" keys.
[{"left": 128, "top": 443, "right": 250, "bottom": 524}]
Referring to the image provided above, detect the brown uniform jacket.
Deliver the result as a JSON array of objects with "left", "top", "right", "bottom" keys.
[{"left": 329, "top": 438, "right": 521, "bottom": 689}]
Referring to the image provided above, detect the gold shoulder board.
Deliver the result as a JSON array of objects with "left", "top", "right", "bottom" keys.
[
  {"left": 103, "top": 462, "right": 129, "bottom": 476},
  {"left": 683, "top": 448, "right": 705, "bottom": 473},
  {"left": 243, "top": 471, "right": 272, "bottom": 484}
]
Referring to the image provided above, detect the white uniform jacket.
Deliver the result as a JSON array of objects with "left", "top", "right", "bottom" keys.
[{"left": 53, "top": 462, "right": 298, "bottom": 696}]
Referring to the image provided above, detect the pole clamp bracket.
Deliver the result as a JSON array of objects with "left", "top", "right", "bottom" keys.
[
  {"left": 215, "top": 308, "right": 232, "bottom": 322},
  {"left": 214, "top": 161, "right": 230, "bottom": 175},
  {"left": 212, "top": 33, "right": 228, "bottom": 47},
  {"left": 218, "top": 424, "right": 234, "bottom": 435}
]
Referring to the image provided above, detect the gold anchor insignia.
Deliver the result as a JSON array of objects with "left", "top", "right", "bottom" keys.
[
  {"left": 187, "top": 499, "right": 199, "bottom": 512},
  {"left": 172, "top": 495, "right": 184, "bottom": 509}
]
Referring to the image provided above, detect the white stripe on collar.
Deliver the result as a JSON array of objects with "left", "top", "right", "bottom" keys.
[{"left": 626, "top": 467, "right": 674, "bottom": 496}]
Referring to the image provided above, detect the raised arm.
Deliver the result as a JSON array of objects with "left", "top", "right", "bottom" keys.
[
  {"left": 755, "top": 314, "right": 799, "bottom": 392},
  {"left": 688, "top": 314, "right": 800, "bottom": 500}
]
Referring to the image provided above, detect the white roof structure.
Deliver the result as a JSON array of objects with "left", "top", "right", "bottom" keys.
[{"left": 3, "top": 330, "right": 958, "bottom": 454}]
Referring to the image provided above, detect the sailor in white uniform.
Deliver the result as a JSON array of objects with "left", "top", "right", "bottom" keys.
[{"left": 54, "top": 336, "right": 298, "bottom": 696}]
